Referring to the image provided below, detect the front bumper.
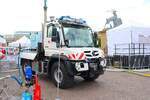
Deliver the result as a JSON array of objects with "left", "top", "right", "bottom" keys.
[{"left": 68, "top": 58, "right": 106, "bottom": 75}]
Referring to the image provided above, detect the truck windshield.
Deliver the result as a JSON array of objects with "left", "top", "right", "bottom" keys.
[{"left": 63, "top": 26, "right": 94, "bottom": 47}]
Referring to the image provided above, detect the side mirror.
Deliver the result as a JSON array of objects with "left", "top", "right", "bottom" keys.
[
  {"left": 93, "top": 32, "right": 98, "bottom": 47},
  {"left": 94, "top": 32, "right": 98, "bottom": 39}
]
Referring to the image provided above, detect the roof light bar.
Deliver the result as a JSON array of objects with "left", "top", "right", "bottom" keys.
[{"left": 59, "top": 16, "right": 86, "bottom": 24}]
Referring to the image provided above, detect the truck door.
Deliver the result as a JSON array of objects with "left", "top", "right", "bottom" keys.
[{"left": 44, "top": 24, "right": 60, "bottom": 56}]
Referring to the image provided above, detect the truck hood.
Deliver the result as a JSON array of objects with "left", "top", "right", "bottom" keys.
[{"left": 61, "top": 47, "right": 105, "bottom": 60}]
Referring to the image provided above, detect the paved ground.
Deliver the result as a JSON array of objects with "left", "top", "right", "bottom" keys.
[
  {"left": 39, "top": 71, "right": 150, "bottom": 100},
  {"left": 1, "top": 63, "right": 150, "bottom": 100},
  {"left": 1, "top": 55, "right": 150, "bottom": 100}
]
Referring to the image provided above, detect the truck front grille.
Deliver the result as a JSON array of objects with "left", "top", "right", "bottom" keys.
[{"left": 84, "top": 50, "right": 99, "bottom": 57}]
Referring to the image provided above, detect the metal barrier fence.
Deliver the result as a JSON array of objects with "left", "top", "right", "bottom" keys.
[
  {"left": 0, "top": 47, "right": 19, "bottom": 72},
  {"left": 0, "top": 47, "right": 22, "bottom": 100},
  {"left": 107, "top": 43, "right": 150, "bottom": 69}
]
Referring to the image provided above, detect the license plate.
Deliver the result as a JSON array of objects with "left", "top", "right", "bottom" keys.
[{"left": 75, "top": 62, "right": 89, "bottom": 71}]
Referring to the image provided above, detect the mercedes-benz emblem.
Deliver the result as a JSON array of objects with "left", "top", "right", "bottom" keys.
[{"left": 92, "top": 51, "right": 97, "bottom": 56}]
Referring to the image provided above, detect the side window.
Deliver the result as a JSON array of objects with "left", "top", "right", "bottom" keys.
[
  {"left": 52, "top": 26, "right": 60, "bottom": 43},
  {"left": 47, "top": 25, "right": 53, "bottom": 37},
  {"left": 52, "top": 26, "right": 59, "bottom": 36}
]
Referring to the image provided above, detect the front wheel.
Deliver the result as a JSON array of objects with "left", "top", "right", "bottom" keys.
[{"left": 51, "top": 62, "right": 74, "bottom": 89}]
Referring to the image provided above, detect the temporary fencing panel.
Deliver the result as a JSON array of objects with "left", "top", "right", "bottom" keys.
[
  {"left": 107, "top": 43, "right": 150, "bottom": 69},
  {"left": 0, "top": 47, "right": 19, "bottom": 71}
]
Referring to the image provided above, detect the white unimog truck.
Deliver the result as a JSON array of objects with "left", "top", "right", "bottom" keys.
[{"left": 20, "top": 16, "right": 106, "bottom": 89}]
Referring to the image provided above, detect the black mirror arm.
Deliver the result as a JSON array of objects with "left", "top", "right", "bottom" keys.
[{"left": 64, "top": 39, "right": 69, "bottom": 47}]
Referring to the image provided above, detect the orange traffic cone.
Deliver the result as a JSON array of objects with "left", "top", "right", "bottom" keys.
[{"left": 33, "top": 75, "right": 41, "bottom": 100}]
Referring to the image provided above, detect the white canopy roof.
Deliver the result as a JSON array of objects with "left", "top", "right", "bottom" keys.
[
  {"left": 107, "top": 22, "right": 150, "bottom": 55},
  {"left": 9, "top": 36, "right": 31, "bottom": 47}
]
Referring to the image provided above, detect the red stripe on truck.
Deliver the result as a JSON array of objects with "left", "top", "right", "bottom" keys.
[
  {"left": 79, "top": 52, "right": 84, "bottom": 60},
  {"left": 72, "top": 54, "right": 76, "bottom": 59}
]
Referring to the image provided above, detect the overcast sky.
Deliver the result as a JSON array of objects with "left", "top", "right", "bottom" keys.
[{"left": 0, "top": 0, "right": 150, "bottom": 34}]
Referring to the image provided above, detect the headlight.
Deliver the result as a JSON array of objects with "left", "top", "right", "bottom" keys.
[{"left": 100, "top": 59, "right": 106, "bottom": 67}]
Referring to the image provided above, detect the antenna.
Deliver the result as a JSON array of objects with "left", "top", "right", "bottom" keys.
[
  {"left": 55, "top": 40, "right": 61, "bottom": 100},
  {"left": 44, "top": 0, "right": 48, "bottom": 24},
  {"left": 42, "top": 0, "right": 48, "bottom": 45}
]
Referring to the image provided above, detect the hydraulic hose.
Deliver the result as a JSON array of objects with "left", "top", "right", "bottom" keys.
[{"left": 11, "top": 76, "right": 23, "bottom": 86}]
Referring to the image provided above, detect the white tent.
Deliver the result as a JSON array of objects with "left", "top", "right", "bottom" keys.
[
  {"left": 9, "top": 36, "right": 31, "bottom": 47},
  {"left": 0, "top": 36, "right": 6, "bottom": 47},
  {"left": 107, "top": 23, "right": 150, "bottom": 55},
  {"left": 0, "top": 36, "right": 6, "bottom": 44}
]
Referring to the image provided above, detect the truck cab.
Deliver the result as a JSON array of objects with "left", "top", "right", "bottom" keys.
[{"left": 21, "top": 16, "right": 106, "bottom": 89}]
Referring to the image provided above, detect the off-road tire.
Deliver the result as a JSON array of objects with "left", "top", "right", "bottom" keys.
[{"left": 51, "top": 62, "right": 74, "bottom": 89}]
